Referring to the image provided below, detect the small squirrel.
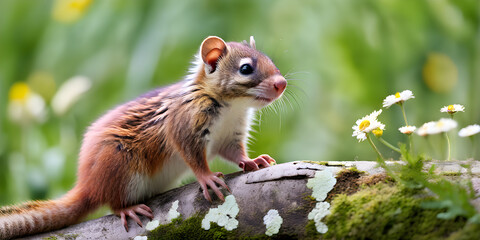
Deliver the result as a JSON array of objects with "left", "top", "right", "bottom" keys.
[{"left": 0, "top": 36, "right": 287, "bottom": 239}]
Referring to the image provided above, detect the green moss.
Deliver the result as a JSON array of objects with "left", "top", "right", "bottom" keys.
[
  {"left": 447, "top": 223, "right": 480, "bottom": 240},
  {"left": 343, "top": 166, "right": 365, "bottom": 175},
  {"left": 42, "top": 237, "right": 58, "bottom": 240},
  {"left": 148, "top": 214, "right": 300, "bottom": 240},
  {"left": 42, "top": 233, "right": 78, "bottom": 240},
  {"left": 301, "top": 160, "right": 329, "bottom": 165},
  {"left": 57, "top": 233, "right": 79, "bottom": 240},
  {"left": 238, "top": 234, "right": 298, "bottom": 240},
  {"left": 304, "top": 194, "right": 317, "bottom": 202},
  {"left": 148, "top": 214, "right": 234, "bottom": 240},
  {"left": 440, "top": 171, "right": 462, "bottom": 177},
  {"left": 304, "top": 220, "right": 321, "bottom": 240},
  {"left": 321, "top": 183, "right": 480, "bottom": 240}
]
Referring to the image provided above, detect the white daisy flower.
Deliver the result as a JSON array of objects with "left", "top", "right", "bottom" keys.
[
  {"left": 399, "top": 126, "right": 416, "bottom": 135},
  {"left": 435, "top": 118, "right": 458, "bottom": 133},
  {"left": 352, "top": 110, "right": 385, "bottom": 142},
  {"left": 352, "top": 130, "right": 367, "bottom": 142},
  {"left": 417, "top": 121, "right": 436, "bottom": 136},
  {"left": 418, "top": 119, "right": 457, "bottom": 136},
  {"left": 440, "top": 104, "right": 465, "bottom": 114},
  {"left": 459, "top": 124, "right": 480, "bottom": 137},
  {"left": 51, "top": 76, "right": 92, "bottom": 116},
  {"left": 382, "top": 90, "right": 415, "bottom": 108},
  {"left": 8, "top": 82, "right": 47, "bottom": 125}
]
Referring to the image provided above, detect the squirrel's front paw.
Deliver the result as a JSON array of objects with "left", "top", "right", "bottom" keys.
[
  {"left": 239, "top": 154, "right": 276, "bottom": 172},
  {"left": 197, "top": 172, "right": 230, "bottom": 202}
]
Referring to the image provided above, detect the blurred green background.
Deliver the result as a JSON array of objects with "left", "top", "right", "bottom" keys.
[{"left": 1, "top": 0, "right": 479, "bottom": 207}]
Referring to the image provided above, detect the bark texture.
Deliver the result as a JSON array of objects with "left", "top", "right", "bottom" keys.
[{"left": 25, "top": 161, "right": 480, "bottom": 240}]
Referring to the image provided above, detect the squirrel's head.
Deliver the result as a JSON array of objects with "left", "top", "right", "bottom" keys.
[{"left": 196, "top": 36, "right": 287, "bottom": 109}]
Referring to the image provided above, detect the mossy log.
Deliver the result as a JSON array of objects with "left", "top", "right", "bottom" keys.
[{"left": 26, "top": 161, "right": 480, "bottom": 240}]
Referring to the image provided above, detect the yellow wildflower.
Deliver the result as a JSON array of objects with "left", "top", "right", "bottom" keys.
[{"left": 52, "top": 0, "right": 92, "bottom": 23}]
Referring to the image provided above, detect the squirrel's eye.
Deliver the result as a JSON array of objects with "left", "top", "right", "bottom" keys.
[{"left": 239, "top": 64, "right": 254, "bottom": 75}]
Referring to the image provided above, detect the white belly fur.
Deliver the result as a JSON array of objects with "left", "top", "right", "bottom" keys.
[
  {"left": 126, "top": 153, "right": 188, "bottom": 204},
  {"left": 206, "top": 99, "right": 253, "bottom": 159}
]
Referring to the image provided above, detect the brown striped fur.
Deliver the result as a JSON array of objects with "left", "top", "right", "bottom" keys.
[
  {"left": 0, "top": 36, "right": 286, "bottom": 238},
  {"left": 0, "top": 188, "right": 93, "bottom": 239}
]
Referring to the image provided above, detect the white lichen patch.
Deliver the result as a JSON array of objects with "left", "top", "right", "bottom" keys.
[
  {"left": 306, "top": 170, "right": 337, "bottom": 201},
  {"left": 145, "top": 219, "right": 160, "bottom": 231},
  {"left": 201, "top": 195, "right": 240, "bottom": 231},
  {"left": 306, "top": 170, "right": 336, "bottom": 234},
  {"left": 167, "top": 200, "right": 180, "bottom": 222},
  {"left": 263, "top": 209, "right": 283, "bottom": 236},
  {"left": 308, "top": 202, "right": 331, "bottom": 234},
  {"left": 133, "top": 236, "right": 148, "bottom": 240}
]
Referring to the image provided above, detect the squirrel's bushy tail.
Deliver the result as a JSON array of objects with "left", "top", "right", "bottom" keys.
[{"left": 0, "top": 187, "right": 96, "bottom": 239}]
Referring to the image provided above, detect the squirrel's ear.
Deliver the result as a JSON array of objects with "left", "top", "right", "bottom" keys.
[
  {"left": 201, "top": 36, "right": 227, "bottom": 73},
  {"left": 249, "top": 36, "right": 256, "bottom": 49}
]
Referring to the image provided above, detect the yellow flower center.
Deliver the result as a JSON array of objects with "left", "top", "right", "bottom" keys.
[
  {"left": 447, "top": 105, "right": 454, "bottom": 112},
  {"left": 359, "top": 120, "right": 370, "bottom": 131},
  {"left": 372, "top": 128, "right": 383, "bottom": 137},
  {"left": 395, "top": 92, "right": 401, "bottom": 98},
  {"left": 69, "top": 0, "right": 92, "bottom": 10},
  {"left": 9, "top": 82, "right": 31, "bottom": 102}
]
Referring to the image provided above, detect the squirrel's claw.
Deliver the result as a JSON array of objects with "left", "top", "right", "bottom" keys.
[
  {"left": 239, "top": 154, "right": 276, "bottom": 172},
  {"left": 197, "top": 172, "right": 229, "bottom": 202},
  {"left": 253, "top": 154, "right": 276, "bottom": 167},
  {"left": 115, "top": 204, "right": 154, "bottom": 232}
]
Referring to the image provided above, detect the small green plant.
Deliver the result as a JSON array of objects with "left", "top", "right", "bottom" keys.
[{"left": 352, "top": 90, "right": 480, "bottom": 223}]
